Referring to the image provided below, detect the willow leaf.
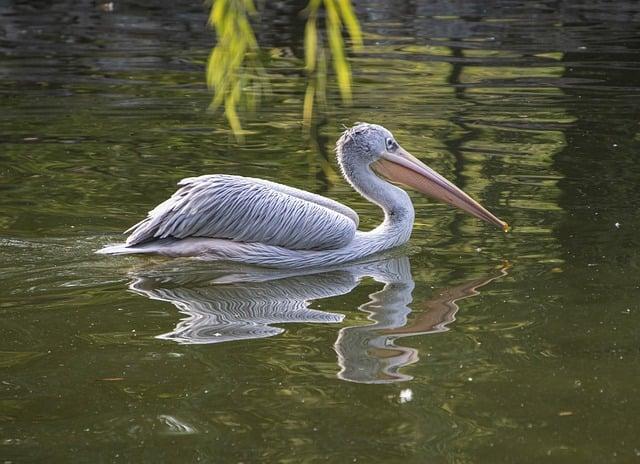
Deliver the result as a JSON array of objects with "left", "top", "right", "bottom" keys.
[
  {"left": 334, "top": 0, "right": 363, "bottom": 49},
  {"left": 305, "top": 15, "right": 318, "bottom": 72}
]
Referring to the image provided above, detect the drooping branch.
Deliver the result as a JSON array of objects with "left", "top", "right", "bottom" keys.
[{"left": 206, "top": 0, "right": 363, "bottom": 137}]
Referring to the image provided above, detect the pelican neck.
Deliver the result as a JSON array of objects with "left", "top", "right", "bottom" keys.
[{"left": 339, "top": 156, "right": 415, "bottom": 228}]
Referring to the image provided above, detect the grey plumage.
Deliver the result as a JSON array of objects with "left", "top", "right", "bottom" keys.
[
  {"left": 98, "top": 123, "right": 413, "bottom": 268},
  {"left": 125, "top": 174, "right": 359, "bottom": 250},
  {"left": 97, "top": 122, "right": 504, "bottom": 268}
]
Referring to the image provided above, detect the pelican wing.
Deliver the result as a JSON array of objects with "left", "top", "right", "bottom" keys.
[{"left": 125, "top": 175, "right": 359, "bottom": 250}]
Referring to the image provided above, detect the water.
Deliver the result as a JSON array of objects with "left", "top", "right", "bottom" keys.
[{"left": 2, "top": 0, "right": 640, "bottom": 462}]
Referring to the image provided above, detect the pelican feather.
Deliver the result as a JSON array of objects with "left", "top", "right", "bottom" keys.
[{"left": 124, "top": 174, "right": 359, "bottom": 251}]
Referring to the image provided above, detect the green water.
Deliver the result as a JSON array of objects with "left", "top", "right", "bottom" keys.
[{"left": 2, "top": 1, "right": 640, "bottom": 462}]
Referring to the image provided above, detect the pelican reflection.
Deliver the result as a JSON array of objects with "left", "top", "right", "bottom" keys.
[
  {"left": 335, "top": 260, "right": 507, "bottom": 383},
  {"left": 128, "top": 265, "right": 351, "bottom": 344},
  {"left": 127, "top": 258, "right": 506, "bottom": 383}
]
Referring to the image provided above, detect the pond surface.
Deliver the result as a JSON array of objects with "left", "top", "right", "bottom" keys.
[{"left": 2, "top": 0, "right": 640, "bottom": 462}]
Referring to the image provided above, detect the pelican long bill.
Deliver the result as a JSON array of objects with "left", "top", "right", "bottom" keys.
[{"left": 373, "top": 147, "right": 509, "bottom": 232}]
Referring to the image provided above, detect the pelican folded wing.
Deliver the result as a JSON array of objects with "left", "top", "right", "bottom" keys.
[{"left": 125, "top": 175, "right": 358, "bottom": 251}]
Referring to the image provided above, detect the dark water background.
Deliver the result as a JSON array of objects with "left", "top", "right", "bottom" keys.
[{"left": 2, "top": 0, "right": 640, "bottom": 462}]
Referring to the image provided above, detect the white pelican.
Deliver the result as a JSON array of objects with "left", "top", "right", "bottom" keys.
[{"left": 98, "top": 123, "right": 508, "bottom": 268}]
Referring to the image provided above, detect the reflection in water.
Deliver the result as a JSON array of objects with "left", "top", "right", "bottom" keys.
[
  {"left": 128, "top": 258, "right": 506, "bottom": 383},
  {"left": 336, "top": 260, "right": 507, "bottom": 383},
  {"left": 129, "top": 268, "right": 349, "bottom": 344}
]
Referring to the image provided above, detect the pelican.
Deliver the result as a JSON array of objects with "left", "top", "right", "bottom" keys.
[{"left": 98, "top": 123, "right": 508, "bottom": 268}]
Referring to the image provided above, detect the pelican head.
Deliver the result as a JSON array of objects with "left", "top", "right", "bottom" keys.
[{"left": 337, "top": 122, "right": 509, "bottom": 231}]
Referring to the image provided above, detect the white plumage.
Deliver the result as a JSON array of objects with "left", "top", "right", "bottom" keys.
[
  {"left": 98, "top": 123, "right": 507, "bottom": 268},
  {"left": 125, "top": 175, "right": 358, "bottom": 250}
]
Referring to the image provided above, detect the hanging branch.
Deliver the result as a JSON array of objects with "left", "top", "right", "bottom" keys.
[
  {"left": 206, "top": 0, "right": 268, "bottom": 138},
  {"left": 206, "top": 0, "right": 362, "bottom": 137}
]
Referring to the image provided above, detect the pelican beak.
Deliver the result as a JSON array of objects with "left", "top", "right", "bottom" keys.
[{"left": 372, "top": 147, "right": 509, "bottom": 232}]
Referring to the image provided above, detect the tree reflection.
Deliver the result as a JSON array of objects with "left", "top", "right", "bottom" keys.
[{"left": 555, "top": 38, "right": 640, "bottom": 274}]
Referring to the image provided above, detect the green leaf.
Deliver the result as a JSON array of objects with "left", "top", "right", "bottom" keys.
[
  {"left": 334, "top": 0, "right": 363, "bottom": 49},
  {"left": 304, "top": 15, "right": 318, "bottom": 72}
]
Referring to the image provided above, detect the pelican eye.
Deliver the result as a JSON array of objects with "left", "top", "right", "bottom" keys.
[{"left": 385, "top": 138, "right": 397, "bottom": 151}]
